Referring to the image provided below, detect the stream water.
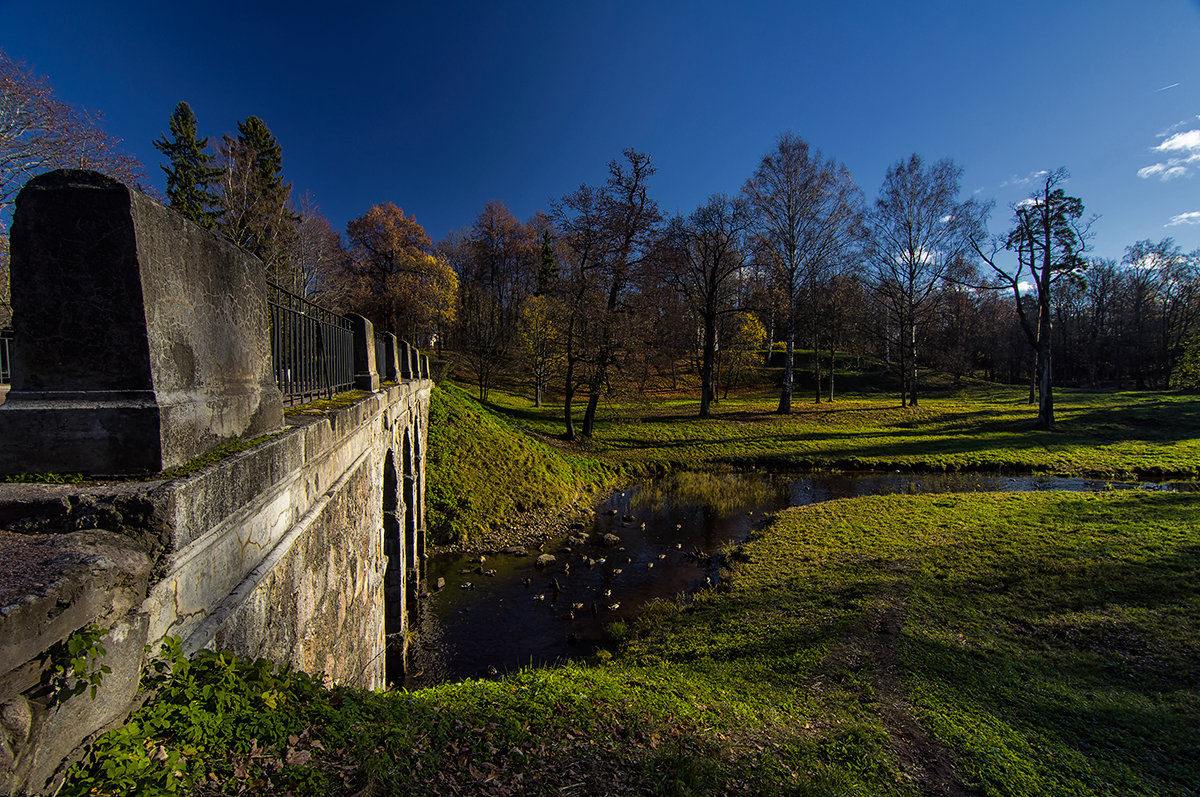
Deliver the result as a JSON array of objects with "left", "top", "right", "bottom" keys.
[{"left": 403, "top": 471, "right": 1194, "bottom": 688}]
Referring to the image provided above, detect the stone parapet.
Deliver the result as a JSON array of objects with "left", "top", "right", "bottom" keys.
[{"left": 0, "top": 170, "right": 284, "bottom": 476}]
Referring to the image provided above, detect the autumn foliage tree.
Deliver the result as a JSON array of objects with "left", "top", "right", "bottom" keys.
[
  {"left": 517, "top": 293, "right": 564, "bottom": 406},
  {"left": 458, "top": 201, "right": 539, "bottom": 400},
  {"left": 343, "top": 202, "right": 457, "bottom": 345}
]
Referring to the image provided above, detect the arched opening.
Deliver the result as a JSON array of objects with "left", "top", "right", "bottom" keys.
[
  {"left": 402, "top": 427, "right": 419, "bottom": 599},
  {"left": 412, "top": 419, "right": 425, "bottom": 567},
  {"left": 382, "top": 449, "right": 405, "bottom": 685}
]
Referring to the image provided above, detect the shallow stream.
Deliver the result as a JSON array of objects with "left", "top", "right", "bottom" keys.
[{"left": 404, "top": 471, "right": 1192, "bottom": 688}]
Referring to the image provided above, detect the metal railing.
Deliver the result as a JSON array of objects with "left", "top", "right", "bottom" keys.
[
  {"left": 0, "top": 330, "right": 11, "bottom": 385},
  {"left": 267, "top": 282, "right": 354, "bottom": 405}
]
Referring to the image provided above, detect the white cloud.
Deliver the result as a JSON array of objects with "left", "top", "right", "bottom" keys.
[
  {"left": 1138, "top": 126, "right": 1200, "bottom": 180},
  {"left": 1157, "top": 116, "right": 1200, "bottom": 138},
  {"left": 1166, "top": 211, "right": 1200, "bottom": 227},
  {"left": 1155, "top": 130, "right": 1200, "bottom": 153},
  {"left": 1000, "top": 169, "right": 1048, "bottom": 188},
  {"left": 1139, "top": 162, "right": 1192, "bottom": 180}
]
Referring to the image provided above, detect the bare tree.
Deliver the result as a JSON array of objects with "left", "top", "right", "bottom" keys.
[
  {"left": 663, "top": 193, "right": 752, "bottom": 417},
  {"left": 553, "top": 150, "right": 660, "bottom": 438},
  {"left": 868, "top": 155, "right": 984, "bottom": 406},
  {"left": 974, "top": 169, "right": 1090, "bottom": 429},
  {"left": 551, "top": 183, "right": 605, "bottom": 440},
  {"left": 1, "top": 48, "right": 144, "bottom": 325},
  {"left": 459, "top": 201, "right": 538, "bottom": 401},
  {"left": 743, "top": 133, "right": 862, "bottom": 412},
  {"left": 290, "top": 191, "right": 346, "bottom": 299}
]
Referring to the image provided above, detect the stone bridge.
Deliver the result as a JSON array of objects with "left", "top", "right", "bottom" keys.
[{"left": 0, "top": 171, "right": 431, "bottom": 794}]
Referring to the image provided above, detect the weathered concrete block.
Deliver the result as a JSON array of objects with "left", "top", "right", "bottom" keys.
[
  {"left": 397, "top": 340, "right": 413, "bottom": 379},
  {"left": 380, "top": 333, "right": 400, "bottom": 382},
  {"left": 0, "top": 170, "right": 284, "bottom": 475},
  {"left": 348, "top": 314, "right": 379, "bottom": 392}
]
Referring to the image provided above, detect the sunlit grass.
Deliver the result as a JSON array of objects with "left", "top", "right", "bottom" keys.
[
  {"left": 479, "top": 379, "right": 1200, "bottom": 479},
  {"left": 64, "top": 490, "right": 1200, "bottom": 795}
]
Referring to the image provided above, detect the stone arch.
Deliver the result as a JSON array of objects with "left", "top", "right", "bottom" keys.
[
  {"left": 402, "top": 426, "right": 419, "bottom": 588},
  {"left": 382, "top": 448, "right": 406, "bottom": 684},
  {"left": 412, "top": 415, "right": 426, "bottom": 565}
]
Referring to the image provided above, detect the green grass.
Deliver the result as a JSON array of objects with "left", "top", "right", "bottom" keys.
[
  {"left": 423, "top": 378, "right": 1200, "bottom": 547},
  {"left": 62, "top": 490, "right": 1200, "bottom": 795},
  {"left": 479, "top": 378, "right": 1200, "bottom": 479},
  {"left": 425, "top": 383, "right": 628, "bottom": 544}
]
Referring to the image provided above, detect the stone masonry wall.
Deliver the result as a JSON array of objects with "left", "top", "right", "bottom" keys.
[{"left": 0, "top": 377, "right": 431, "bottom": 796}]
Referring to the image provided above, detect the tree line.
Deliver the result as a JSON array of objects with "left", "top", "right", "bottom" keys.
[{"left": 4, "top": 48, "right": 1199, "bottom": 438}]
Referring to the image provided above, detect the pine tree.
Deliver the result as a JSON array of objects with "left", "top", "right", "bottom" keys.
[
  {"left": 152, "top": 101, "right": 220, "bottom": 229},
  {"left": 218, "top": 115, "right": 298, "bottom": 286},
  {"left": 535, "top": 229, "right": 558, "bottom": 296}
]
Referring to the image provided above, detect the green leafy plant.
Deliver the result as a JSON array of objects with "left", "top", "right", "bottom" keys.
[{"left": 45, "top": 624, "right": 111, "bottom": 704}]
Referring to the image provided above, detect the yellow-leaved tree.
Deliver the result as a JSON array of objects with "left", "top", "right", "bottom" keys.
[
  {"left": 517, "top": 294, "right": 565, "bottom": 406},
  {"left": 343, "top": 202, "right": 457, "bottom": 347},
  {"left": 721, "top": 312, "right": 767, "bottom": 398}
]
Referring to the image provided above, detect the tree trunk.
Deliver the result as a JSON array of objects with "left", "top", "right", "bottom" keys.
[
  {"left": 563, "top": 321, "right": 577, "bottom": 440},
  {"left": 828, "top": 343, "right": 836, "bottom": 402},
  {"left": 812, "top": 323, "right": 821, "bottom": 404},
  {"left": 699, "top": 310, "right": 717, "bottom": 418},
  {"left": 582, "top": 348, "right": 609, "bottom": 437},
  {"left": 777, "top": 300, "right": 795, "bottom": 414},
  {"left": 582, "top": 387, "right": 601, "bottom": 437},
  {"left": 907, "top": 307, "right": 919, "bottom": 407}
]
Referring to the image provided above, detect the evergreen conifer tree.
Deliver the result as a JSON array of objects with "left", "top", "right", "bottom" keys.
[
  {"left": 218, "top": 115, "right": 298, "bottom": 286},
  {"left": 152, "top": 101, "right": 220, "bottom": 228},
  {"left": 535, "top": 229, "right": 558, "bottom": 295}
]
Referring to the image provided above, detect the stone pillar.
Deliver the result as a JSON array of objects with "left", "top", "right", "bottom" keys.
[
  {"left": 397, "top": 340, "right": 413, "bottom": 380},
  {"left": 381, "top": 333, "right": 400, "bottom": 383},
  {"left": 0, "top": 170, "right": 284, "bottom": 475},
  {"left": 348, "top": 314, "right": 379, "bottom": 392},
  {"left": 419, "top": 354, "right": 430, "bottom": 380}
]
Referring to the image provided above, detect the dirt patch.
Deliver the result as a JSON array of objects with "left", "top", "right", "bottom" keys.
[{"left": 818, "top": 577, "right": 967, "bottom": 797}]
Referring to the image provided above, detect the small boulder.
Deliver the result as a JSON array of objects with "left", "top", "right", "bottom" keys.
[
  {"left": 434, "top": 577, "right": 446, "bottom": 591},
  {"left": 536, "top": 554, "right": 557, "bottom": 568},
  {"left": 601, "top": 533, "right": 622, "bottom": 547},
  {"left": 502, "top": 546, "right": 528, "bottom": 556}
]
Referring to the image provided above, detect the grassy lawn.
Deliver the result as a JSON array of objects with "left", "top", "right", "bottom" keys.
[
  {"left": 479, "top": 379, "right": 1200, "bottom": 480},
  {"left": 58, "top": 376, "right": 1200, "bottom": 794},
  {"left": 63, "top": 490, "right": 1200, "bottom": 795}
]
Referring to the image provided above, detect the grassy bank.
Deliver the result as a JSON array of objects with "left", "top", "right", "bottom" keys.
[
  {"left": 425, "top": 383, "right": 627, "bottom": 544},
  {"left": 480, "top": 380, "right": 1200, "bottom": 479},
  {"left": 423, "top": 379, "right": 1200, "bottom": 546},
  {"left": 62, "top": 490, "right": 1200, "bottom": 795}
]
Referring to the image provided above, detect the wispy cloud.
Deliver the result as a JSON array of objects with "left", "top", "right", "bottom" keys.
[
  {"left": 999, "top": 169, "right": 1048, "bottom": 189},
  {"left": 1166, "top": 211, "right": 1200, "bottom": 226},
  {"left": 1157, "top": 115, "right": 1200, "bottom": 138},
  {"left": 1139, "top": 123, "right": 1200, "bottom": 180}
]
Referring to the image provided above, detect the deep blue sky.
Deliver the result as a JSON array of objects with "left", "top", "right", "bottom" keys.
[{"left": 4, "top": 1, "right": 1200, "bottom": 260}]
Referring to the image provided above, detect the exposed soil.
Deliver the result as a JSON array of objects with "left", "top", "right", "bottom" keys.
[{"left": 818, "top": 571, "right": 968, "bottom": 797}]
